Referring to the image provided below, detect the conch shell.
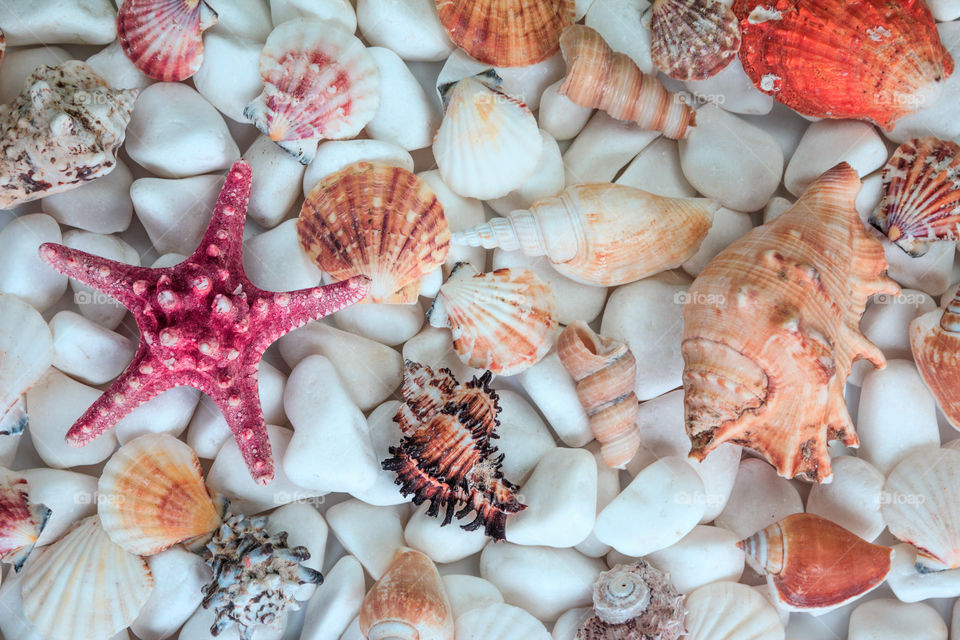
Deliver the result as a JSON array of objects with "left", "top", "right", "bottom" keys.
[
  {"left": 682, "top": 163, "right": 900, "bottom": 482},
  {"left": 118, "top": 0, "right": 218, "bottom": 81},
  {"left": 451, "top": 183, "right": 717, "bottom": 286},
  {"left": 650, "top": 0, "right": 741, "bottom": 81},
  {"left": 910, "top": 290, "right": 960, "bottom": 431}
]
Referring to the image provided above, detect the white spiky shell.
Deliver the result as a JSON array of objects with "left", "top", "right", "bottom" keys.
[
  {"left": 685, "top": 582, "right": 785, "bottom": 640},
  {"left": 21, "top": 515, "right": 154, "bottom": 640},
  {"left": 455, "top": 603, "right": 552, "bottom": 640},
  {"left": 0, "top": 294, "right": 52, "bottom": 421}
]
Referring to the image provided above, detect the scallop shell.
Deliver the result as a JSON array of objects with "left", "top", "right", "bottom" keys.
[
  {"left": 684, "top": 582, "right": 785, "bottom": 640},
  {"left": 436, "top": 0, "right": 576, "bottom": 67},
  {"left": 910, "top": 293, "right": 960, "bottom": 431},
  {"left": 117, "top": 0, "right": 218, "bottom": 82},
  {"left": 456, "top": 603, "right": 552, "bottom": 640},
  {"left": 243, "top": 19, "right": 380, "bottom": 165},
  {"left": 739, "top": 513, "right": 893, "bottom": 612},
  {"left": 0, "top": 294, "right": 52, "bottom": 422},
  {"left": 869, "top": 137, "right": 960, "bottom": 256},
  {"left": 682, "top": 163, "right": 900, "bottom": 482},
  {"left": 297, "top": 162, "right": 451, "bottom": 304},
  {"left": 559, "top": 25, "right": 696, "bottom": 139},
  {"left": 0, "top": 468, "right": 50, "bottom": 571},
  {"left": 428, "top": 263, "right": 558, "bottom": 376},
  {"left": 22, "top": 515, "right": 153, "bottom": 640},
  {"left": 98, "top": 433, "right": 224, "bottom": 556},
  {"left": 650, "top": 0, "right": 742, "bottom": 81},
  {"left": 578, "top": 561, "right": 685, "bottom": 640},
  {"left": 733, "top": 0, "right": 953, "bottom": 129}
]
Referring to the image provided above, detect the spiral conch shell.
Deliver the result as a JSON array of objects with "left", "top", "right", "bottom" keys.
[
  {"left": 682, "top": 163, "right": 900, "bottom": 482},
  {"left": 910, "top": 290, "right": 960, "bottom": 432}
]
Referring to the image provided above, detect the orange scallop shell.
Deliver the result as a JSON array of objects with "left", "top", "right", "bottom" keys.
[
  {"left": 650, "top": 0, "right": 741, "bottom": 81},
  {"left": 911, "top": 293, "right": 960, "bottom": 431},
  {"left": 117, "top": 0, "right": 218, "bottom": 82}
]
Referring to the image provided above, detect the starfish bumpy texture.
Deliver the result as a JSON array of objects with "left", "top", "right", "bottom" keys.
[{"left": 39, "top": 160, "right": 369, "bottom": 484}]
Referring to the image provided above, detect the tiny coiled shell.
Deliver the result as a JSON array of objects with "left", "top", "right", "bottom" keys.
[
  {"left": 910, "top": 289, "right": 960, "bottom": 431},
  {"left": 685, "top": 582, "right": 785, "bottom": 640},
  {"left": 578, "top": 561, "right": 685, "bottom": 640},
  {"left": 650, "top": 0, "right": 741, "bottom": 81},
  {"left": 117, "top": 0, "right": 218, "bottom": 81},
  {"left": 0, "top": 467, "right": 50, "bottom": 571},
  {"left": 0, "top": 294, "right": 52, "bottom": 423}
]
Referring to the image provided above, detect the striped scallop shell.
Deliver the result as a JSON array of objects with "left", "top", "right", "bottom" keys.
[
  {"left": 870, "top": 137, "right": 960, "bottom": 256},
  {"left": 910, "top": 295, "right": 960, "bottom": 431},
  {"left": 22, "top": 515, "right": 154, "bottom": 640},
  {"left": 243, "top": 19, "right": 380, "bottom": 165},
  {"left": 436, "top": 0, "right": 576, "bottom": 67},
  {"left": 117, "top": 0, "right": 218, "bottom": 81},
  {"left": 456, "top": 603, "right": 551, "bottom": 640},
  {"left": 685, "top": 582, "right": 785, "bottom": 640},
  {"left": 427, "top": 263, "right": 558, "bottom": 375},
  {"left": 98, "top": 433, "right": 224, "bottom": 556},
  {"left": 0, "top": 468, "right": 50, "bottom": 571},
  {"left": 0, "top": 294, "right": 52, "bottom": 422},
  {"left": 650, "top": 0, "right": 741, "bottom": 81},
  {"left": 297, "top": 162, "right": 451, "bottom": 304}
]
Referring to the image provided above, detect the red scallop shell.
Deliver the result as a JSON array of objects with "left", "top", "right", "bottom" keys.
[{"left": 117, "top": 0, "right": 218, "bottom": 82}]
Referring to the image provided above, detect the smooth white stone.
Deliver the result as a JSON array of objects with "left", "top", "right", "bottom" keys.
[
  {"left": 689, "top": 443, "right": 742, "bottom": 523},
  {"left": 334, "top": 303, "right": 424, "bottom": 346},
  {"left": 402, "top": 325, "right": 482, "bottom": 382},
  {"left": 43, "top": 159, "right": 134, "bottom": 233},
  {"left": 442, "top": 575, "right": 504, "bottom": 620},
  {"left": 279, "top": 322, "right": 403, "bottom": 411},
  {"left": 857, "top": 360, "right": 940, "bottom": 475},
  {"left": 301, "top": 556, "right": 365, "bottom": 640},
  {"left": 784, "top": 121, "right": 889, "bottom": 197},
  {"left": 885, "top": 239, "right": 955, "bottom": 296},
  {"left": 131, "top": 547, "right": 211, "bottom": 640},
  {"left": 365, "top": 48, "right": 439, "bottom": 151},
  {"left": 489, "top": 130, "right": 565, "bottom": 215},
  {"left": 805, "top": 455, "right": 885, "bottom": 541},
  {"left": 418, "top": 170, "right": 486, "bottom": 275},
  {"left": 551, "top": 607, "right": 592, "bottom": 640},
  {"left": 418, "top": 267, "right": 442, "bottom": 300},
  {"left": 0, "top": 214, "right": 66, "bottom": 311},
  {"left": 506, "top": 448, "right": 598, "bottom": 547},
  {"left": 243, "top": 219, "right": 323, "bottom": 291},
  {"left": 0, "top": 46, "right": 71, "bottom": 102},
  {"left": 685, "top": 58, "right": 773, "bottom": 115},
  {"left": 887, "top": 543, "right": 960, "bottom": 602},
  {"left": 0, "top": 0, "right": 115, "bottom": 45},
  {"left": 849, "top": 290, "right": 937, "bottom": 386},
  {"left": 20, "top": 468, "right": 97, "bottom": 547},
  {"left": 193, "top": 33, "right": 264, "bottom": 123},
  {"left": 131, "top": 174, "right": 222, "bottom": 256},
  {"left": 26, "top": 369, "right": 118, "bottom": 468},
  {"left": 179, "top": 604, "right": 287, "bottom": 640},
  {"left": 855, "top": 171, "right": 883, "bottom": 225},
  {"left": 266, "top": 502, "right": 329, "bottom": 600},
  {"left": 563, "top": 112, "right": 659, "bottom": 185},
  {"left": 50, "top": 310, "right": 135, "bottom": 385},
  {"left": 681, "top": 207, "right": 753, "bottom": 277},
  {"left": 404, "top": 503, "right": 489, "bottom": 563},
  {"left": 615, "top": 137, "right": 697, "bottom": 197},
  {"left": 350, "top": 401, "right": 411, "bottom": 506},
  {"left": 646, "top": 525, "right": 745, "bottom": 593},
  {"left": 497, "top": 53, "right": 566, "bottom": 111},
  {"left": 584, "top": 0, "right": 653, "bottom": 73},
  {"left": 338, "top": 617, "right": 362, "bottom": 640},
  {"left": 516, "top": 352, "right": 593, "bottom": 448},
  {"left": 325, "top": 500, "right": 406, "bottom": 579},
  {"left": 930, "top": 0, "right": 960, "bottom": 20},
  {"left": 0, "top": 418, "right": 21, "bottom": 467},
  {"left": 242, "top": 135, "right": 306, "bottom": 228},
  {"left": 626, "top": 389, "right": 690, "bottom": 474},
  {"left": 715, "top": 457, "right": 803, "bottom": 539},
  {"left": 763, "top": 196, "right": 794, "bottom": 224},
  {"left": 539, "top": 80, "right": 593, "bottom": 142},
  {"left": 496, "top": 389, "right": 559, "bottom": 484},
  {"left": 62, "top": 230, "right": 140, "bottom": 329},
  {"left": 270, "top": 0, "right": 356, "bottom": 30},
  {"left": 848, "top": 599, "right": 947, "bottom": 640},
  {"left": 679, "top": 104, "right": 784, "bottom": 212},
  {"left": 479, "top": 544, "right": 604, "bottom": 621},
  {"left": 357, "top": 0, "right": 452, "bottom": 61},
  {"left": 455, "top": 603, "right": 552, "bottom": 640},
  {"left": 303, "top": 140, "right": 414, "bottom": 196},
  {"left": 574, "top": 444, "right": 620, "bottom": 558},
  {"left": 0, "top": 571, "right": 47, "bottom": 640},
  {"left": 86, "top": 41, "right": 153, "bottom": 91},
  {"left": 126, "top": 83, "right": 240, "bottom": 178},
  {"left": 209, "top": 0, "right": 272, "bottom": 41},
  {"left": 115, "top": 387, "right": 201, "bottom": 444}
]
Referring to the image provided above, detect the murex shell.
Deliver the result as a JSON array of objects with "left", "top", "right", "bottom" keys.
[
  {"left": 0, "top": 293, "right": 53, "bottom": 422},
  {"left": 733, "top": 0, "right": 953, "bottom": 129},
  {"left": 910, "top": 289, "right": 960, "bottom": 431},
  {"left": 0, "top": 467, "right": 50, "bottom": 571},
  {"left": 118, "top": 0, "right": 218, "bottom": 81},
  {"left": 684, "top": 581, "right": 785, "bottom": 640},
  {"left": 578, "top": 561, "right": 685, "bottom": 640},
  {"left": 0, "top": 61, "right": 137, "bottom": 208},
  {"left": 682, "top": 163, "right": 900, "bottom": 482},
  {"left": 297, "top": 162, "right": 451, "bottom": 304},
  {"left": 650, "top": 0, "right": 742, "bottom": 81}
]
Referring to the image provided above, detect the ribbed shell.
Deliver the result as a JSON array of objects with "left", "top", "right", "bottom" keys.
[
  {"left": 733, "top": 0, "right": 954, "bottom": 129},
  {"left": 870, "top": 137, "right": 960, "bottom": 256},
  {"left": 0, "top": 294, "right": 52, "bottom": 421},
  {"left": 0, "top": 29, "right": 5, "bottom": 66},
  {"left": 22, "top": 516, "right": 153, "bottom": 640},
  {"left": 117, "top": 0, "right": 218, "bottom": 81},
  {"left": 650, "top": 0, "right": 741, "bottom": 81},
  {"left": 297, "top": 162, "right": 450, "bottom": 304},
  {"left": 682, "top": 163, "right": 900, "bottom": 482},
  {"left": 685, "top": 582, "right": 785, "bottom": 640},
  {"left": 243, "top": 19, "right": 380, "bottom": 164},
  {"left": 559, "top": 25, "right": 696, "bottom": 139},
  {"left": 436, "top": 0, "right": 576, "bottom": 67},
  {"left": 428, "top": 263, "right": 558, "bottom": 376},
  {"left": 456, "top": 604, "right": 551, "bottom": 640},
  {"left": 0, "top": 468, "right": 49, "bottom": 571},
  {"left": 98, "top": 433, "right": 223, "bottom": 556},
  {"left": 910, "top": 297, "right": 960, "bottom": 431}
]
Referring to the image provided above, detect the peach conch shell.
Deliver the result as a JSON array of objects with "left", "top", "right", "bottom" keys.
[
  {"left": 558, "top": 322, "right": 640, "bottom": 469},
  {"left": 118, "top": 0, "right": 218, "bottom": 82},
  {"left": 359, "top": 547, "right": 455, "bottom": 640},
  {"left": 910, "top": 290, "right": 960, "bottom": 432},
  {"left": 733, "top": 0, "right": 953, "bottom": 130},
  {"left": 739, "top": 513, "right": 893, "bottom": 612},
  {"left": 451, "top": 182, "right": 717, "bottom": 287},
  {"left": 0, "top": 61, "right": 138, "bottom": 209},
  {"left": 558, "top": 25, "right": 696, "bottom": 139},
  {"left": 682, "top": 163, "right": 900, "bottom": 482}
]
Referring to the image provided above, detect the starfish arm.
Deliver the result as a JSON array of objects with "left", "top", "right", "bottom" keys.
[
  {"left": 210, "top": 375, "right": 274, "bottom": 485},
  {"left": 195, "top": 161, "right": 252, "bottom": 267},
  {"left": 39, "top": 243, "right": 152, "bottom": 308},
  {"left": 258, "top": 276, "right": 371, "bottom": 343}
]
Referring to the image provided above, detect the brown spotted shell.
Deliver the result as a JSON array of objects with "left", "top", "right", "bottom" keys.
[{"left": 650, "top": 0, "right": 741, "bottom": 81}]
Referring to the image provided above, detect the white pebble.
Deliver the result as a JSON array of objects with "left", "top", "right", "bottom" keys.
[
  {"left": 350, "top": 401, "right": 411, "bottom": 506},
  {"left": 357, "top": 0, "right": 452, "bottom": 61},
  {"left": 209, "top": 0, "right": 273, "bottom": 42},
  {"left": 689, "top": 443, "right": 742, "bottom": 523},
  {"left": 563, "top": 112, "right": 658, "bottom": 184},
  {"left": 266, "top": 502, "right": 328, "bottom": 600},
  {"left": 497, "top": 52, "right": 566, "bottom": 111},
  {"left": 442, "top": 575, "right": 504, "bottom": 620},
  {"left": 338, "top": 617, "right": 362, "bottom": 640},
  {"left": 401, "top": 325, "right": 483, "bottom": 381},
  {"left": 86, "top": 41, "right": 153, "bottom": 91},
  {"left": 848, "top": 599, "right": 947, "bottom": 640},
  {"left": 489, "top": 130, "right": 565, "bottom": 215},
  {"left": 574, "top": 444, "right": 620, "bottom": 558},
  {"left": 131, "top": 174, "right": 222, "bottom": 256},
  {"left": 864, "top": 290, "right": 936, "bottom": 360},
  {"left": 784, "top": 121, "right": 889, "bottom": 197},
  {"left": 418, "top": 170, "right": 486, "bottom": 275},
  {"left": 714, "top": 457, "right": 803, "bottom": 539},
  {"left": 885, "top": 239, "right": 955, "bottom": 297},
  {"left": 334, "top": 303, "right": 424, "bottom": 346},
  {"left": 615, "top": 137, "right": 697, "bottom": 197},
  {"left": 763, "top": 196, "right": 793, "bottom": 224},
  {"left": 681, "top": 207, "right": 753, "bottom": 277},
  {"left": 130, "top": 547, "right": 211, "bottom": 640},
  {"left": 365, "top": 48, "right": 440, "bottom": 151},
  {"left": 0, "top": 0, "right": 115, "bottom": 45},
  {"left": 0, "top": 570, "right": 49, "bottom": 640},
  {"left": 19, "top": 468, "right": 97, "bottom": 547},
  {"left": 114, "top": 386, "right": 201, "bottom": 444},
  {"left": 626, "top": 389, "right": 690, "bottom": 473},
  {"left": 242, "top": 135, "right": 306, "bottom": 228},
  {"left": 645, "top": 525, "right": 745, "bottom": 593},
  {"left": 584, "top": 0, "right": 653, "bottom": 73},
  {"left": 496, "top": 390, "right": 559, "bottom": 484},
  {"left": 0, "top": 47, "right": 70, "bottom": 103},
  {"left": 243, "top": 219, "right": 323, "bottom": 291},
  {"left": 887, "top": 543, "right": 960, "bottom": 602},
  {"left": 193, "top": 33, "right": 264, "bottom": 123},
  {"left": 301, "top": 556, "right": 365, "bottom": 640},
  {"left": 685, "top": 58, "right": 774, "bottom": 115},
  {"left": 404, "top": 503, "right": 489, "bottom": 563},
  {"left": 805, "top": 455, "right": 885, "bottom": 541},
  {"left": 50, "top": 310, "right": 135, "bottom": 385},
  {"left": 538, "top": 80, "right": 593, "bottom": 142},
  {"left": 43, "top": 159, "right": 134, "bottom": 234},
  {"left": 270, "top": 0, "right": 356, "bottom": 30},
  {"left": 929, "top": 0, "right": 960, "bottom": 20},
  {"left": 516, "top": 352, "right": 593, "bottom": 448},
  {"left": 550, "top": 607, "right": 592, "bottom": 640},
  {"left": 0, "top": 213, "right": 67, "bottom": 312},
  {"left": 325, "top": 500, "right": 406, "bottom": 579},
  {"left": 303, "top": 140, "right": 414, "bottom": 196},
  {"left": 855, "top": 171, "right": 883, "bottom": 225},
  {"left": 62, "top": 230, "right": 140, "bottom": 329}
]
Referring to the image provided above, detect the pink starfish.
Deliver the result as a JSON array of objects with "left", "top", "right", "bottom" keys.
[{"left": 39, "top": 161, "right": 369, "bottom": 485}]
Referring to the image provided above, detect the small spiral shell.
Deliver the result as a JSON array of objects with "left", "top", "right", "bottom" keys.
[{"left": 578, "top": 561, "right": 684, "bottom": 640}]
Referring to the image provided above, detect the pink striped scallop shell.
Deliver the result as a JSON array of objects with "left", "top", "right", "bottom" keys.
[{"left": 117, "top": 0, "right": 218, "bottom": 82}]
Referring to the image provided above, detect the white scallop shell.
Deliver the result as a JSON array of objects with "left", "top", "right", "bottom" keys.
[
  {"left": 455, "top": 603, "right": 551, "bottom": 640},
  {"left": 685, "top": 582, "right": 785, "bottom": 640},
  {"left": 0, "top": 293, "right": 52, "bottom": 421}
]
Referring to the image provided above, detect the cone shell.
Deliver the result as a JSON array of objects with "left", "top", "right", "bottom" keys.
[
  {"left": 558, "top": 322, "right": 640, "bottom": 468},
  {"left": 682, "top": 163, "right": 900, "bottom": 482},
  {"left": 297, "top": 162, "right": 450, "bottom": 304},
  {"left": 733, "top": 0, "right": 953, "bottom": 129},
  {"left": 0, "top": 468, "right": 50, "bottom": 571},
  {"left": 684, "top": 582, "right": 785, "bottom": 640},
  {"left": 98, "top": 433, "right": 223, "bottom": 556},
  {"left": 436, "top": 0, "right": 575, "bottom": 67},
  {"left": 559, "top": 25, "right": 696, "bottom": 139},
  {"left": 650, "top": 0, "right": 741, "bottom": 81},
  {"left": 910, "top": 296, "right": 960, "bottom": 431},
  {"left": 243, "top": 19, "right": 380, "bottom": 164},
  {"left": 22, "top": 515, "right": 154, "bottom": 640},
  {"left": 359, "top": 548, "right": 454, "bottom": 640},
  {"left": 117, "top": 0, "right": 218, "bottom": 82},
  {"left": 870, "top": 137, "right": 960, "bottom": 256},
  {"left": 428, "top": 263, "right": 558, "bottom": 376},
  {"left": 0, "top": 294, "right": 52, "bottom": 422}
]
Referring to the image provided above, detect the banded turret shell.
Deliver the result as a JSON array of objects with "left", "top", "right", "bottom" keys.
[
  {"left": 650, "top": 0, "right": 742, "bottom": 81},
  {"left": 117, "top": 0, "right": 218, "bottom": 81},
  {"left": 910, "top": 289, "right": 960, "bottom": 431},
  {"left": 0, "top": 467, "right": 50, "bottom": 571}
]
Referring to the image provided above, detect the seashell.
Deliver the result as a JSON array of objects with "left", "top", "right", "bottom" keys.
[
  {"left": 359, "top": 547, "right": 455, "bottom": 640},
  {"left": 382, "top": 360, "right": 526, "bottom": 540},
  {"left": 117, "top": 0, "right": 218, "bottom": 82},
  {"left": 577, "top": 560, "right": 685, "bottom": 640},
  {"left": 733, "top": 0, "right": 953, "bottom": 129},
  {"left": 0, "top": 29, "right": 5, "bottom": 67},
  {"left": 558, "top": 322, "right": 640, "bottom": 469},
  {"left": 427, "top": 263, "right": 558, "bottom": 376},
  {"left": 684, "top": 581, "right": 785, "bottom": 640},
  {"left": 455, "top": 604, "right": 551, "bottom": 640},
  {"left": 244, "top": 19, "right": 380, "bottom": 165},
  {"left": 558, "top": 25, "right": 696, "bottom": 140},
  {"left": 0, "top": 467, "right": 50, "bottom": 571},
  {"left": 435, "top": 0, "right": 576, "bottom": 67},
  {"left": 910, "top": 290, "right": 960, "bottom": 432},
  {"left": 882, "top": 447, "right": 960, "bottom": 572},
  {"left": 682, "top": 163, "right": 900, "bottom": 482},
  {"left": 738, "top": 512, "right": 893, "bottom": 612},
  {"left": 297, "top": 162, "right": 450, "bottom": 304},
  {"left": 22, "top": 515, "right": 154, "bottom": 640},
  {"left": 869, "top": 137, "right": 960, "bottom": 256},
  {"left": 0, "top": 61, "right": 138, "bottom": 209},
  {"left": 432, "top": 76, "right": 542, "bottom": 200},
  {"left": 650, "top": 0, "right": 742, "bottom": 81},
  {"left": 0, "top": 294, "right": 53, "bottom": 423},
  {"left": 98, "top": 433, "right": 225, "bottom": 556},
  {"left": 451, "top": 183, "right": 717, "bottom": 286}
]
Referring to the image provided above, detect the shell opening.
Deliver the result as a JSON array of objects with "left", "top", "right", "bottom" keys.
[{"left": 366, "top": 620, "right": 420, "bottom": 640}]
